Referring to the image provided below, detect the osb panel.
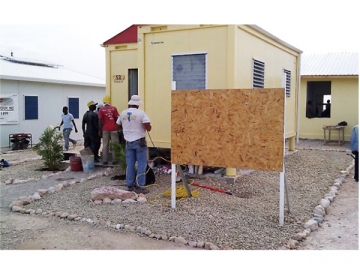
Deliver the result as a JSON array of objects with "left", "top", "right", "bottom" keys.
[{"left": 171, "top": 88, "right": 284, "bottom": 171}]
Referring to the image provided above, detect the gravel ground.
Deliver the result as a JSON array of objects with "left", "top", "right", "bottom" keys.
[{"left": 0, "top": 139, "right": 354, "bottom": 250}]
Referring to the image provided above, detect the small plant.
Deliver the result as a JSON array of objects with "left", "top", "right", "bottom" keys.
[
  {"left": 33, "top": 125, "right": 64, "bottom": 171},
  {"left": 110, "top": 142, "right": 126, "bottom": 171}
]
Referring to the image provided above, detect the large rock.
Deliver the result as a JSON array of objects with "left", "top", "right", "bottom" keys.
[
  {"left": 91, "top": 186, "right": 138, "bottom": 201},
  {"left": 174, "top": 236, "right": 188, "bottom": 245},
  {"left": 292, "top": 232, "right": 307, "bottom": 241},
  {"left": 313, "top": 205, "right": 325, "bottom": 216},
  {"left": 304, "top": 219, "right": 318, "bottom": 231},
  {"left": 319, "top": 199, "right": 330, "bottom": 213}
]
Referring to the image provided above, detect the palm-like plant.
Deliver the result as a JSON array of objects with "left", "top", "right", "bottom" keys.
[
  {"left": 110, "top": 142, "right": 126, "bottom": 171},
  {"left": 33, "top": 125, "right": 64, "bottom": 171}
]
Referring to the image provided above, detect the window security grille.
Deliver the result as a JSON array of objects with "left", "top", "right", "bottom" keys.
[
  {"left": 284, "top": 69, "right": 291, "bottom": 97},
  {"left": 252, "top": 59, "right": 265, "bottom": 88},
  {"left": 172, "top": 54, "right": 206, "bottom": 90}
]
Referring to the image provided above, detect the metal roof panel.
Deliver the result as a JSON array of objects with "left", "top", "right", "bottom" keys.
[
  {"left": 0, "top": 57, "right": 105, "bottom": 87},
  {"left": 301, "top": 52, "right": 359, "bottom": 76}
]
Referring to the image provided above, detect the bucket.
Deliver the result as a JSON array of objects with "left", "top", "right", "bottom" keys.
[
  {"left": 69, "top": 156, "right": 83, "bottom": 172},
  {"left": 81, "top": 155, "right": 94, "bottom": 173}
]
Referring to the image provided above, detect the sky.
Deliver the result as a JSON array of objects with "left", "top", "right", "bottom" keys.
[
  {"left": 0, "top": 0, "right": 359, "bottom": 267},
  {"left": 0, "top": 0, "right": 359, "bottom": 81}
]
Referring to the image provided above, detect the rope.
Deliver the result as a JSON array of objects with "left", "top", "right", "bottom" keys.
[
  {"left": 135, "top": 132, "right": 200, "bottom": 204},
  {"left": 162, "top": 185, "right": 200, "bottom": 199},
  {"left": 147, "top": 184, "right": 200, "bottom": 205}
]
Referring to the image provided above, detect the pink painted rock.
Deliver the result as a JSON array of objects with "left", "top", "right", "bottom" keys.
[{"left": 91, "top": 186, "right": 138, "bottom": 201}]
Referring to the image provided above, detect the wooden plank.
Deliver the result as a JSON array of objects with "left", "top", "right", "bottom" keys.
[{"left": 171, "top": 88, "right": 284, "bottom": 172}]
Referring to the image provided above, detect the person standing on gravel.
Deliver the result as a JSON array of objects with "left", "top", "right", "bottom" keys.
[
  {"left": 59, "top": 106, "right": 78, "bottom": 151},
  {"left": 82, "top": 101, "right": 101, "bottom": 163},
  {"left": 350, "top": 125, "right": 358, "bottom": 182},
  {"left": 116, "top": 95, "right": 151, "bottom": 194},
  {"left": 98, "top": 95, "right": 120, "bottom": 165}
]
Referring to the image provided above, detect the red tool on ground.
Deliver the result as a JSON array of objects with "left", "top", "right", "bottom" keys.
[{"left": 192, "top": 182, "right": 232, "bottom": 195}]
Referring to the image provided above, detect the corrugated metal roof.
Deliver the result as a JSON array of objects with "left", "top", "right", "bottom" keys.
[
  {"left": 0, "top": 56, "right": 105, "bottom": 87},
  {"left": 301, "top": 52, "right": 359, "bottom": 76}
]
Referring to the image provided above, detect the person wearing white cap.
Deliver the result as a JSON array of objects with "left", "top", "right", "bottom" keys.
[
  {"left": 116, "top": 95, "right": 151, "bottom": 194},
  {"left": 95, "top": 103, "right": 103, "bottom": 115}
]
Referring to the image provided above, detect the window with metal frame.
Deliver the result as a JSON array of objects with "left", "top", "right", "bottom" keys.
[
  {"left": 252, "top": 59, "right": 265, "bottom": 88},
  {"left": 172, "top": 53, "right": 206, "bottom": 90},
  {"left": 24, "top": 96, "right": 38, "bottom": 120},
  {"left": 284, "top": 69, "right": 291, "bottom": 97},
  {"left": 68, "top": 97, "right": 79, "bottom": 119}
]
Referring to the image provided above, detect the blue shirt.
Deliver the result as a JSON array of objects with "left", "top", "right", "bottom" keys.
[{"left": 350, "top": 125, "right": 358, "bottom": 152}]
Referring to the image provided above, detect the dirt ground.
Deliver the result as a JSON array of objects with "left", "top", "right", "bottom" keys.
[
  {"left": 297, "top": 175, "right": 358, "bottom": 250},
  {"left": 2, "top": 213, "right": 194, "bottom": 250}
]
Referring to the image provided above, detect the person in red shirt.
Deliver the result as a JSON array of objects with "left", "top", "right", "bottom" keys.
[{"left": 98, "top": 95, "right": 120, "bottom": 165}]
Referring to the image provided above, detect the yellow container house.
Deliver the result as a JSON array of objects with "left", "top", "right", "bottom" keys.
[
  {"left": 299, "top": 52, "right": 359, "bottom": 142},
  {"left": 102, "top": 24, "right": 302, "bottom": 154}
]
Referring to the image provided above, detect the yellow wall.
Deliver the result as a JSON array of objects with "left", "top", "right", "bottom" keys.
[
  {"left": 235, "top": 26, "right": 300, "bottom": 139},
  {"left": 139, "top": 25, "right": 230, "bottom": 148},
  {"left": 299, "top": 77, "right": 359, "bottom": 140},
  {"left": 104, "top": 25, "right": 301, "bottom": 148},
  {"left": 105, "top": 43, "right": 138, "bottom": 110}
]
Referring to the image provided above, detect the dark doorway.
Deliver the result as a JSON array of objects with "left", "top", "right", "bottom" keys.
[
  {"left": 128, "top": 69, "right": 138, "bottom": 100},
  {"left": 306, "top": 81, "right": 331, "bottom": 118}
]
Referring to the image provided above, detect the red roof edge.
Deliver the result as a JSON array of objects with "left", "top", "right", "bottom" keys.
[{"left": 102, "top": 24, "right": 139, "bottom": 45}]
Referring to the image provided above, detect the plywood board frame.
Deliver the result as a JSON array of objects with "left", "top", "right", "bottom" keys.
[{"left": 171, "top": 88, "right": 285, "bottom": 172}]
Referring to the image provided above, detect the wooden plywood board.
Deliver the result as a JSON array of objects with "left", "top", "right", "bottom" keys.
[{"left": 171, "top": 88, "right": 284, "bottom": 172}]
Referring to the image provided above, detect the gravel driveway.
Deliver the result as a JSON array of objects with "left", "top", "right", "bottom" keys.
[{"left": 0, "top": 139, "right": 355, "bottom": 250}]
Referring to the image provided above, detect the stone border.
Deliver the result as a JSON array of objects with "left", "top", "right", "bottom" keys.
[
  {"left": 4, "top": 161, "right": 70, "bottom": 185},
  {"left": 285, "top": 161, "right": 354, "bottom": 249},
  {"left": 8, "top": 166, "right": 222, "bottom": 250},
  {"left": 7, "top": 152, "right": 354, "bottom": 250}
]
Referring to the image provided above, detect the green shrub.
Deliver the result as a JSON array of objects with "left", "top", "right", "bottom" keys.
[
  {"left": 110, "top": 142, "right": 126, "bottom": 171},
  {"left": 33, "top": 125, "right": 64, "bottom": 171}
]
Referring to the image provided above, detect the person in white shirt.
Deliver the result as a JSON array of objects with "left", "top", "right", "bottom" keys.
[
  {"left": 116, "top": 95, "right": 151, "bottom": 194},
  {"left": 59, "top": 106, "right": 78, "bottom": 151}
]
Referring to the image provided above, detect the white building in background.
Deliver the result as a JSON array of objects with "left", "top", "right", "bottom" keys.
[{"left": 0, "top": 55, "right": 106, "bottom": 148}]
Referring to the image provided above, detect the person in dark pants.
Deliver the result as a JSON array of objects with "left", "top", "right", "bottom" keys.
[
  {"left": 82, "top": 101, "right": 101, "bottom": 162},
  {"left": 350, "top": 125, "right": 358, "bottom": 182}
]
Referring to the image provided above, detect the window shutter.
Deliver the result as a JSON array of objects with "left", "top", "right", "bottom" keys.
[
  {"left": 253, "top": 59, "right": 265, "bottom": 88},
  {"left": 284, "top": 69, "right": 291, "bottom": 97},
  {"left": 69, "top": 98, "right": 79, "bottom": 119},
  {"left": 24, "top": 96, "right": 38, "bottom": 120},
  {"left": 172, "top": 54, "right": 206, "bottom": 90}
]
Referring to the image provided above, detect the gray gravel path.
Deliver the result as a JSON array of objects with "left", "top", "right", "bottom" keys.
[{"left": 0, "top": 139, "right": 356, "bottom": 250}]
